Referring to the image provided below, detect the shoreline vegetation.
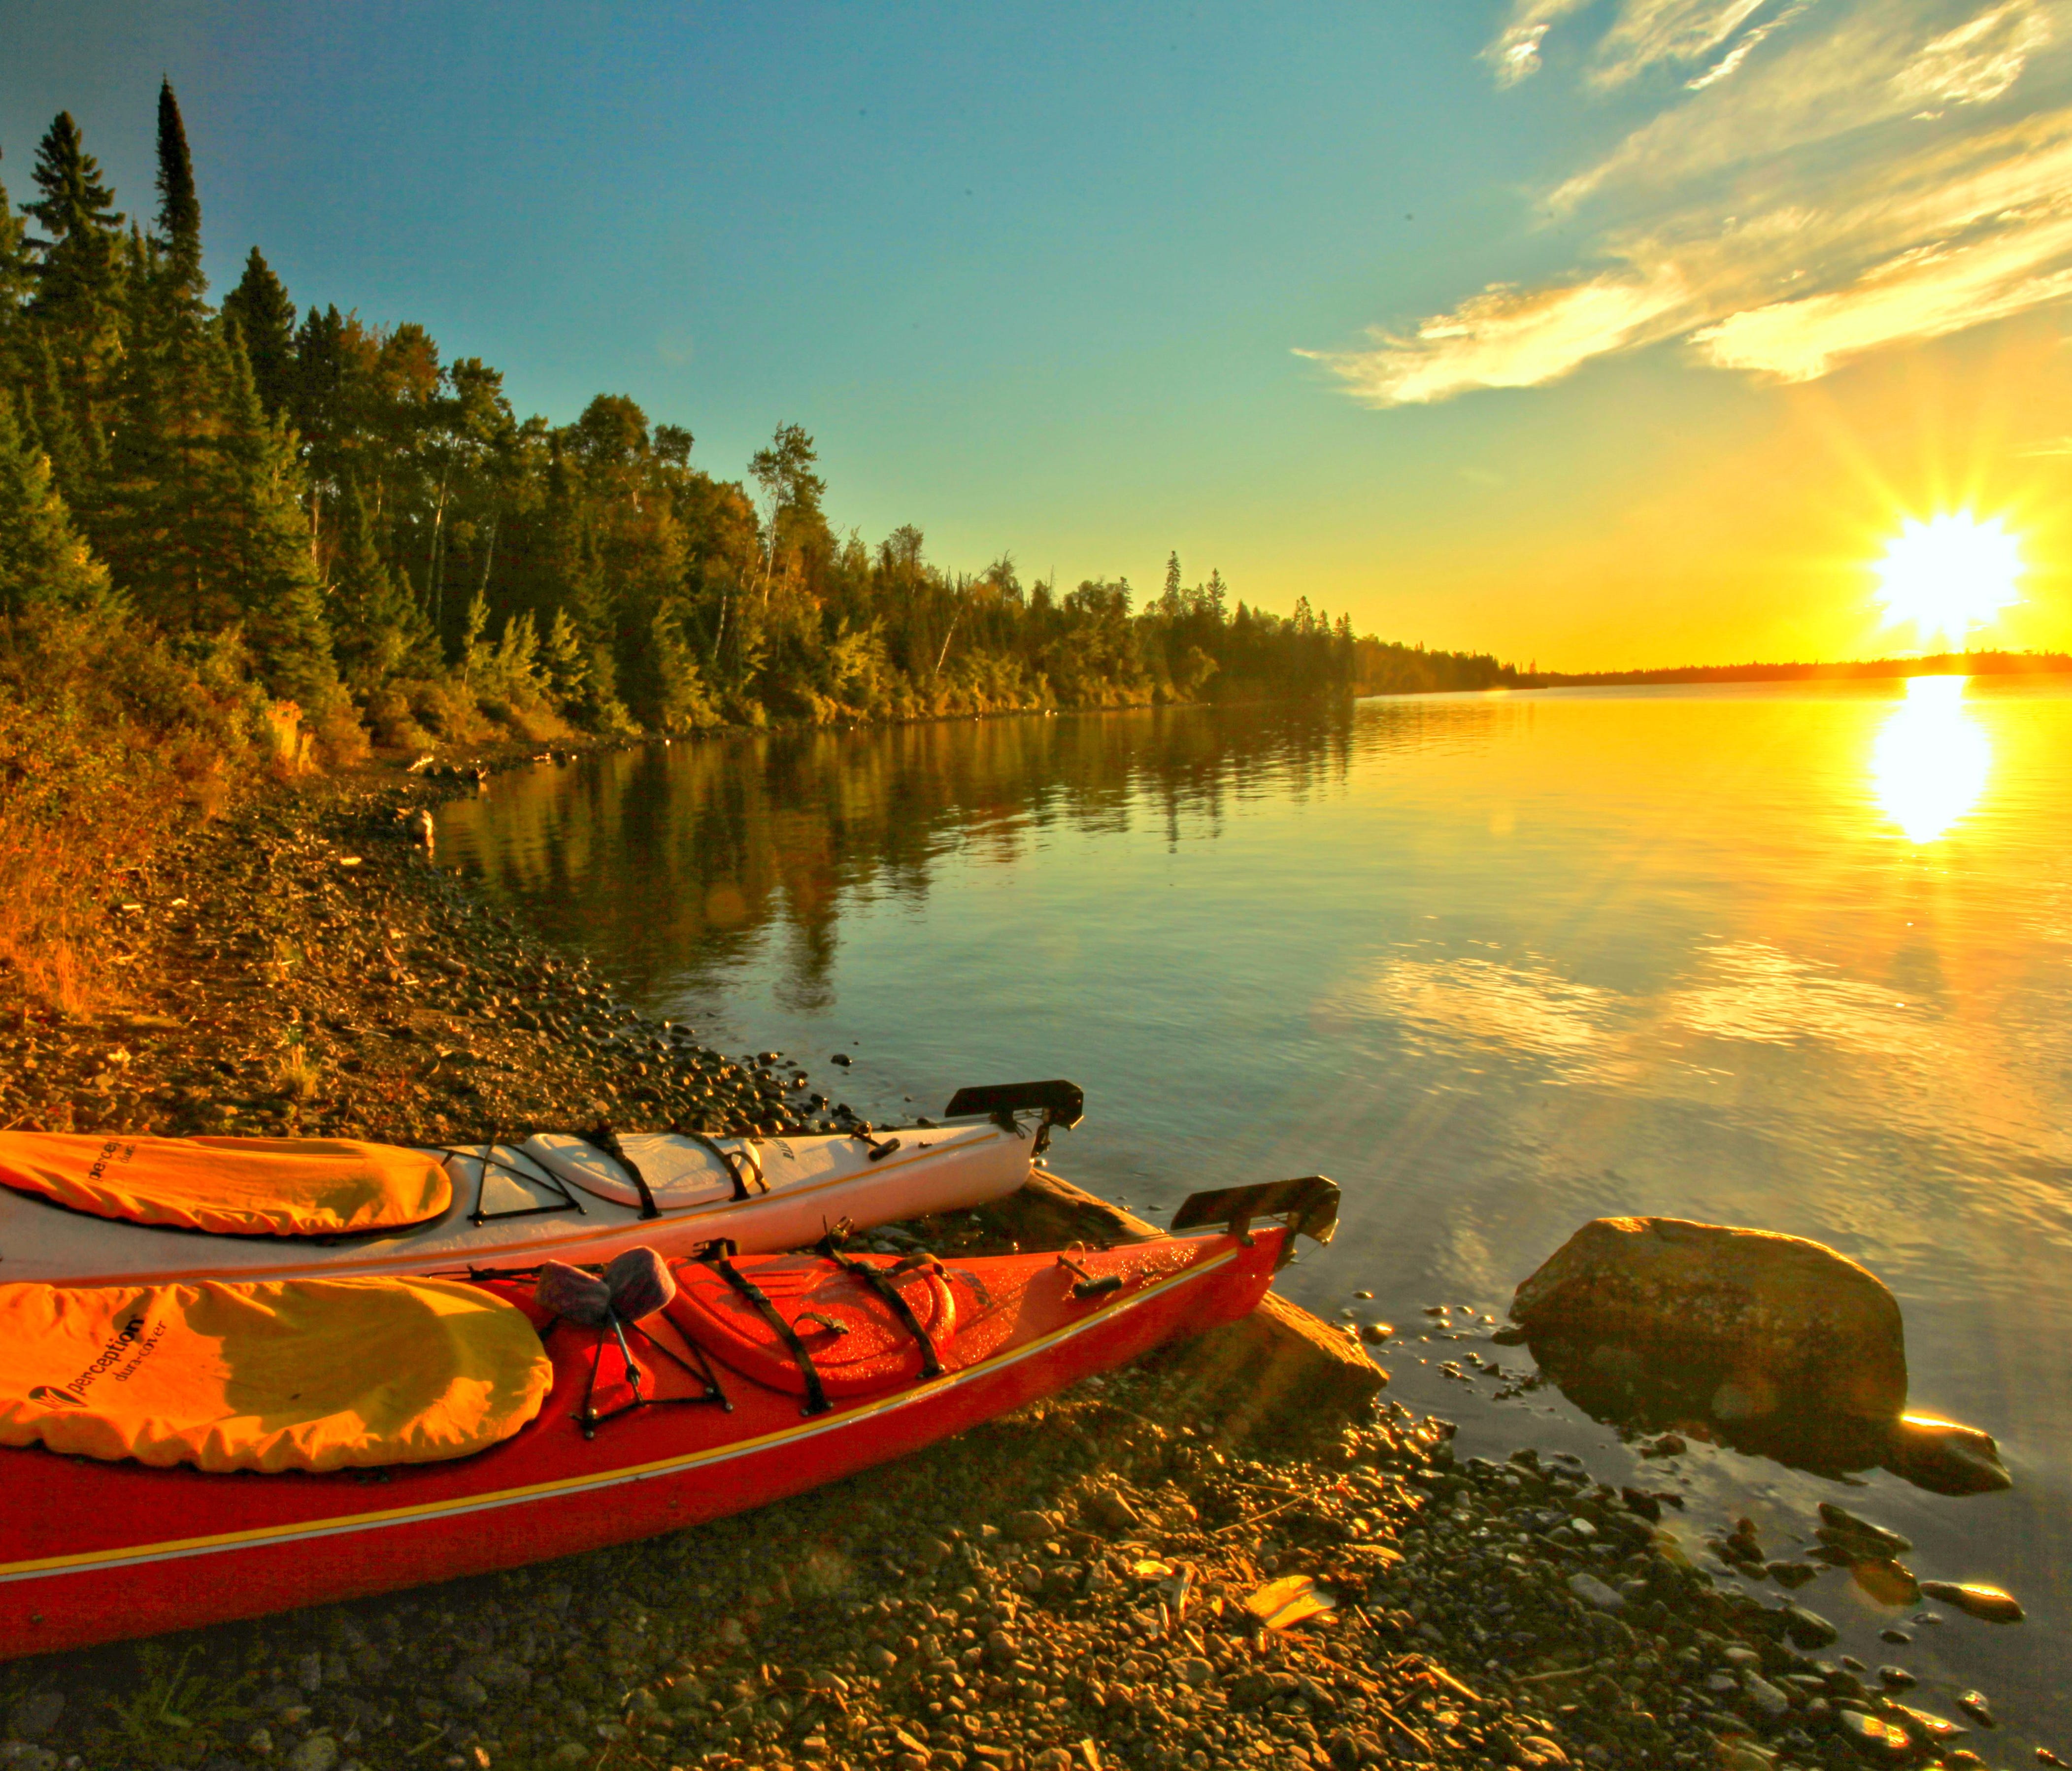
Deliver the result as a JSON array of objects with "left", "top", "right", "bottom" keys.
[
  {"left": 0, "top": 82, "right": 1505, "bottom": 1011},
  {"left": 0, "top": 770, "right": 2010, "bottom": 1771}
]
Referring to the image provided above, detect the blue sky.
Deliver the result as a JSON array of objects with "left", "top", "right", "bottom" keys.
[{"left": 8, "top": 1, "right": 2072, "bottom": 667}]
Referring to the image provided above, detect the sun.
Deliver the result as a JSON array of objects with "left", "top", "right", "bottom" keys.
[{"left": 1872, "top": 511, "right": 2024, "bottom": 651}]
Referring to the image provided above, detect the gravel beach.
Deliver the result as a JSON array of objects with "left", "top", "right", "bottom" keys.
[{"left": 0, "top": 758, "right": 2039, "bottom": 1771}]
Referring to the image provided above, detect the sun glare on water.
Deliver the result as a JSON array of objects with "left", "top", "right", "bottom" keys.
[
  {"left": 1871, "top": 675, "right": 1991, "bottom": 843},
  {"left": 1871, "top": 511, "right": 2023, "bottom": 651}
]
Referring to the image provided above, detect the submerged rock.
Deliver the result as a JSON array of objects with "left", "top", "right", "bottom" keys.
[
  {"left": 1510, "top": 1216, "right": 1907, "bottom": 1423},
  {"left": 1917, "top": 1580, "right": 2024, "bottom": 1623},
  {"left": 1881, "top": 1413, "right": 2012, "bottom": 1495}
]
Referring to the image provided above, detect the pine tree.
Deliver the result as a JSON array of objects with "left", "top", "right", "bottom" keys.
[
  {"left": 99, "top": 82, "right": 225, "bottom": 626},
  {"left": 153, "top": 80, "right": 204, "bottom": 308},
  {"left": 328, "top": 471, "right": 432, "bottom": 689},
  {"left": 0, "top": 391, "right": 118, "bottom": 617},
  {"left": 25, "top": 333, "right": 90, "bottom": 511},
  {"left": 214, "top": 332, "right": 340, "bottom": 712},
  {"left": 223, "top": 249, "right": 296, "bottom": 419},
  {"left": 23, "top": 112, "right": 126, "bottom": 404}
]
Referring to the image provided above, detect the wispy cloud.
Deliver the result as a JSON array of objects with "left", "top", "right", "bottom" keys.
[
  {"left": 1483, "top": 0, "right": 1596, "bottom": 87},
  {"left": 1306, "top": 0, "right": 2072, "bottom": 404}
]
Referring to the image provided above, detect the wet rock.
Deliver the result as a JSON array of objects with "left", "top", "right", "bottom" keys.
[
  {"left": 1817, "top": 1504, "right": 1911, "bottom": 1560},
  {"left": 1836, "top": 1709, "right": 1910, "bottom": 1756},
  {"left": 1881, "top": 1414, "right": 2011, "bottom": 1495},
  {"left": 1782, "top": 1606, "right": 1839, "bottom": 1649},
  {"left": 1852, "top": 1560, "right": 1922, "bottom": 1608},
  {"left": 1917, "top": 1580, "right": 2024, "bottom": 1622},
  {"left": 1894, "top": 1706, "right": 1969, "bottom": 1748},
  {"left": 1955, "top": 1690, "right": 1995, "bottom": 1727},
  {"left": 1877, "top": 1665, "right": 1916, "bottom": 1690},
  {"left": 1510, "top": 1216, "right": 1907, "bottom": 1422}
]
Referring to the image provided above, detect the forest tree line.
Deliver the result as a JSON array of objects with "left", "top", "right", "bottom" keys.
[{"left": 0, "top": 84, "right": 1519, "bottom": 762}]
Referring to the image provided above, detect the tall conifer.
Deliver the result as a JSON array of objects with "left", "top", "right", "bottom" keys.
[
  {"left": 23, "top": 113, "right": 125, "bottom": 404},
  {"left": 223, "top": 249, "right": 296, "bottom": 419},
  {"left": 153, "top": 80, "right": 204, "bottom": 304},
  {"left": 215, "top": 332, "right": 339, "bottom": 712}
]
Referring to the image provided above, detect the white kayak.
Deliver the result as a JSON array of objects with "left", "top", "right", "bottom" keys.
[{"left": 0, "top": 1083, "right": 1081, "bottom": 1287}]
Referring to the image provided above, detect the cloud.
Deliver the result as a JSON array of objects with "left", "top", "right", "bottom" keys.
[
  {"left": 1894, "top": 0, "right": 2055, "bottom": 106},
  {"left": 1484, "top": 0, "right": 1595, "bottom": 87},
  {"left": 1310, "top": 0, "right": 2072, "bottom": 405},
  {"left": 1595, "top": 0, "right": 1784, "bottom": 86},
  {"left": 1299, "top": 272, "right": 1687, "bottom": 404}
]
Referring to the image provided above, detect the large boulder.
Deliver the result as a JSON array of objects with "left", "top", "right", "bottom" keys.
[{"left": 1510, "top": 1216, "right": 1906, "bottom": 1423}]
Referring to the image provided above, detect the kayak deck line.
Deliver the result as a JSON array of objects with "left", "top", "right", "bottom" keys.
[{"left": 0, "top": 1240, "right": 1241, "bottom": 1587}]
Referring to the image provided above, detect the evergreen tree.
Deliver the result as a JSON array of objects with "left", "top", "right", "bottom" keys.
[
  {"left": 222, "top": 250, "right": 296, "bottom": 419},
  {"left": 23, "top": 112, "right": 126, "bottom": 401},
  {"left": 0, "top": 392, "right": 118, "bottom": 617},
  {"left": 328, "top": 471, "right": 432, "bottom": 689},
  {"left": 214, "top": 332, "right": 339, "bottom": 712},
  {"left": 153, "top": 80, "right": 204, "bottom": 307},
  {"left": 25, "top": 333, "right": 91, "bottom": 510},
  {"left": 102, "top": 92, "right": 221, "bottom": 632}
]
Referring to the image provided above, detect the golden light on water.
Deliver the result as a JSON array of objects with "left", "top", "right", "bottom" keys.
[
  {"left": 1872, "top": 511, "right": 2023, "bottom": 652},
  {"left": 1871, "top": 675, "right": 1990, "bottom": 843}
]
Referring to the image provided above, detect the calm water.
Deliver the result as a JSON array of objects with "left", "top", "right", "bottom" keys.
[{"left": 443, "top": 681, "right": 2072, "bottom": 1739}]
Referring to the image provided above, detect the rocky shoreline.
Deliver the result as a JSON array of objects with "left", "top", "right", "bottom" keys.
[{"left": 0, "top": 760, "right": 2046, "bottom": 1771}]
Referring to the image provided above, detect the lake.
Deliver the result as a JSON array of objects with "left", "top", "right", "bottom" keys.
[{"left": 442, "top": 679, "right": 2072, "bottom": 1741}]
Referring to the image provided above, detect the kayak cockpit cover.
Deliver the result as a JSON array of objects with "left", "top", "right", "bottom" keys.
[
  {"left": 0, "top": 1134, "right": 452, "bottom": 1236},
  {"left": 668, "top": 1255, "right": 956, "bottom": 1397},
  {"left": 0, "top": 1276, "right": 551, "bottom": 1472}
]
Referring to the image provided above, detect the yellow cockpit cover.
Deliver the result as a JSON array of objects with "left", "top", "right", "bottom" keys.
[
  {"left": 0, "top": 1277, "right": 552, "bottom": 1472},
  {"left": 0, "top": 1134, "right": 451, "bottom": 1236}
]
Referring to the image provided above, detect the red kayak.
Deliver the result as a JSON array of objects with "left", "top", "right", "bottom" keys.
[{"left": 0, "top": 1178, "right": 1336, "bottom": 1660}]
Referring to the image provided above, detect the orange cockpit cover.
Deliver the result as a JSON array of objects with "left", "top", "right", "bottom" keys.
[
  {"left": 0, "top": 1276, "right": 552, "bottom": 1472},
  {"left": 0, "top": 1134, "right": 452, "bottom": 1236}
]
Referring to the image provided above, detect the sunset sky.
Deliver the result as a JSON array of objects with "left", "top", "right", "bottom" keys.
[{"left": 9, "top": 0, "right": 2072, "bottom": 668}]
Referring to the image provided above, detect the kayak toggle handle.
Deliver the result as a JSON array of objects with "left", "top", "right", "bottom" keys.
[{"left": 1055, "top": 1254, "right": 1123, "bottom": 1301}]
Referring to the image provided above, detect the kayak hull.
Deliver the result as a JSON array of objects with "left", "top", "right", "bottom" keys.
[
  {"left": 0, "top": 1227, "right": 1280, "bottom": 1661},
  {"left": 0, "top": 1123, "right": 1031, "bottom": 1287}
]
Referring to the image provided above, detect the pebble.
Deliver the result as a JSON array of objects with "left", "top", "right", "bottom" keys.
[
  {"left": 1956, "top": 1690, "right": 1996, "bottom": 1727},
  {"left": 1782, "top": 1605, "right": 1839, "bottom": 1648},
  {"left": 285, "top": 1738, "right": 338, "bottom": 1771},
  {"left": 1877, "top": 1665, "right": 1917, "bottom": 1690},
  {"left": 1837, "top": 1710, "right": 1910, "bottom": 1755},
  {"left": 1918, "top": 1579, "right": 2025, "bottom": 1622}
]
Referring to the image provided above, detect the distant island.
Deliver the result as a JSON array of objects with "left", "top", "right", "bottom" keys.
[{"left": 1510, "top": 649, "right": 2072, "bottom": 691}]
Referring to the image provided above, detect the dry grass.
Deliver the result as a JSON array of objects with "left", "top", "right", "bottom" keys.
[
  {"left": 269, "top": 1041, "right": 324, "bottom": 1102},
  {"left": 0, "top": 612, "right": 261, "bottom": 1015}
]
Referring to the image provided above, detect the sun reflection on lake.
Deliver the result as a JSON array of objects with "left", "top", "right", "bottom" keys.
[{"left": 1871, "top": 675, "right": 1990, "bottom": 842}]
